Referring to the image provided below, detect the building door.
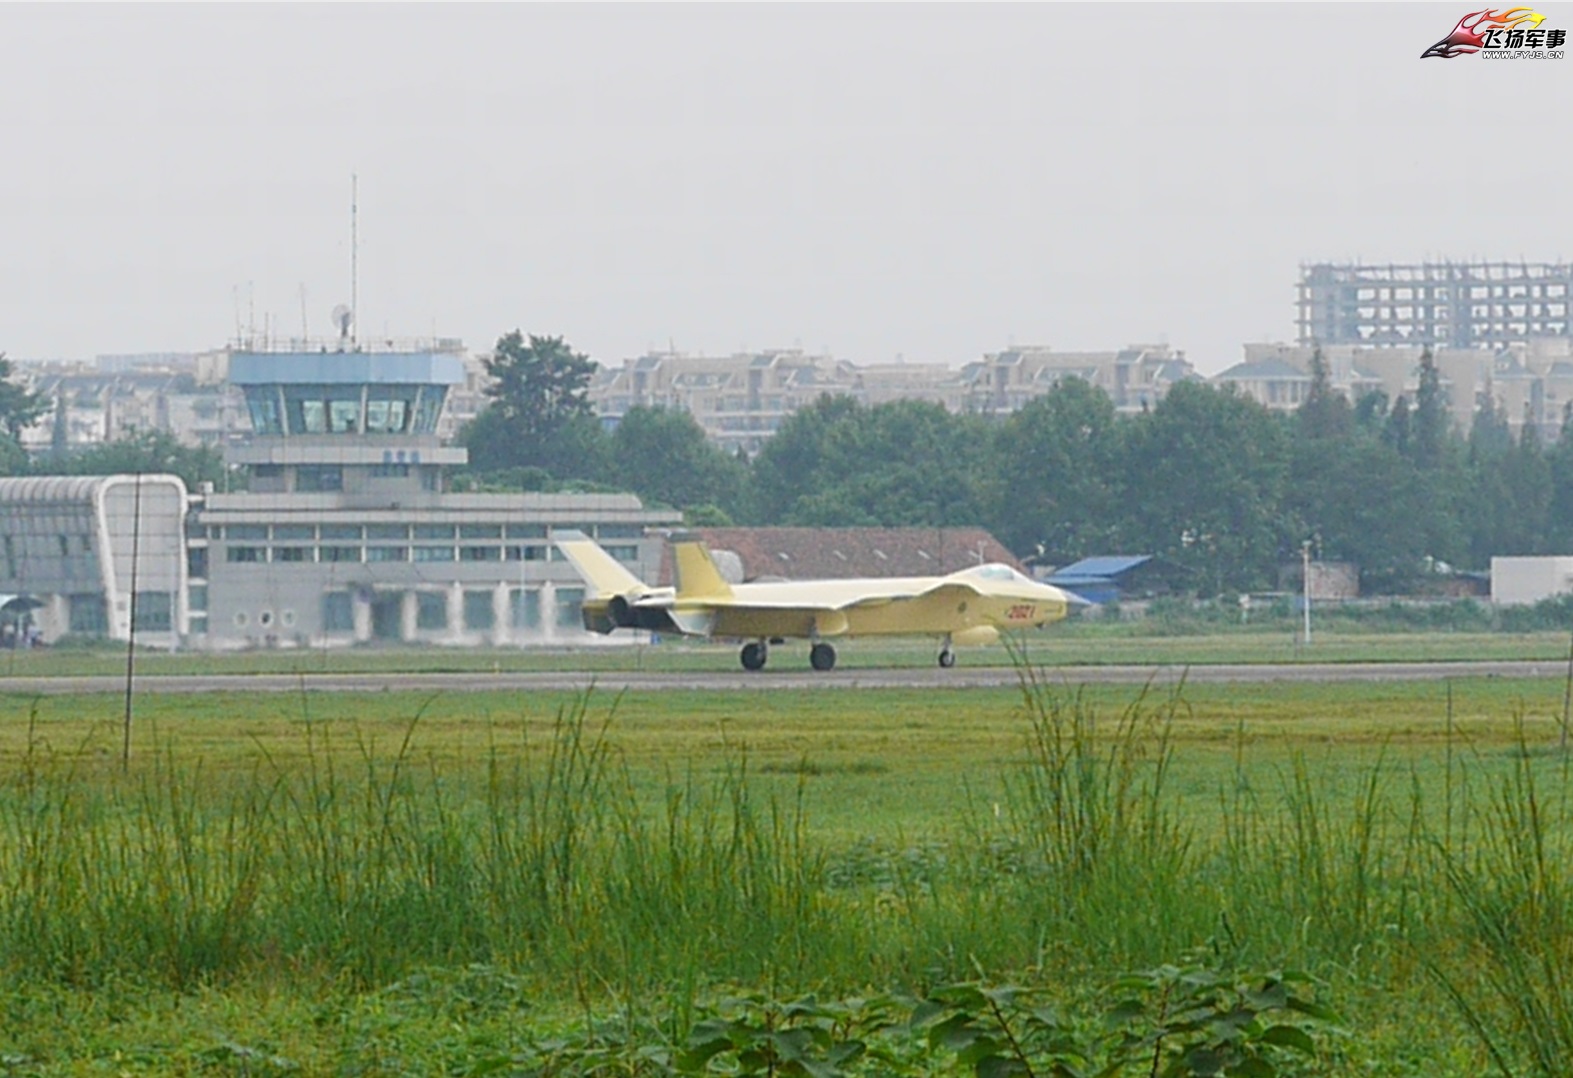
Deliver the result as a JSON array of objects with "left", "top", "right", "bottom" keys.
[{"left": 371, "top": 593, "right": 404, "bottom": 641}]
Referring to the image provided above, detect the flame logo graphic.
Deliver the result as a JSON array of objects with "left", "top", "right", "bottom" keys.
[{"left": 1422, "top": 7, "right": 1547, "bottom": 57}]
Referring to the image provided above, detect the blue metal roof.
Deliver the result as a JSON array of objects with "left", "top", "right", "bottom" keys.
[{"left": 1048, "top": 555, "right": 1152, "bottom": 579}]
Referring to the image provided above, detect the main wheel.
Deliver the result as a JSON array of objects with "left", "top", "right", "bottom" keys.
[
  {"left": 938, "top": 647, "right": 956, "bottom": 668},
  {"left": 810, "top": 642, "right": 837, "bottom": 671},
  {"left": 740, "top": 641, "right": 768, "bottom": 671}
]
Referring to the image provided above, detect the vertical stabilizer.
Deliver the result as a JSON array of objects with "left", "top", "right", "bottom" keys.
[
  {"left": 552, "top": 530, "right": 650, "bottom": 597},
  {"left": 670, "top": 534, "right": 734, "bottom": 599}
]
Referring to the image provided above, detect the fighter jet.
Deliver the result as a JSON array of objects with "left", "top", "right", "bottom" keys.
[{"left": 552, "top": 530, "right": 1084, "bottom": 671}]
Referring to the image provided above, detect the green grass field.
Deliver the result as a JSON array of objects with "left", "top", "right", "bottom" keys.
[{"left": 2, "top": 661, "right": 1572, "bottom": 1075}]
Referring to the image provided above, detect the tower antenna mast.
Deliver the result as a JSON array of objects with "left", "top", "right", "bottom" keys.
[{"left": 350, "top": 173, "right": 358, "bottom": 347}]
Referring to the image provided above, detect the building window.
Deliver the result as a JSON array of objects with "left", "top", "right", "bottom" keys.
[
  {"left": 463, "top": 590, "right": 495, "bottom": 630},
  {"left": 69, "top": 594, "right": 107, "bottom": 634},
  {"left": 297, "top": 466, "right": 343, "bottom": 492},
  {"left": 511, "top": 588, "right": 541, "bottom": 629},
  {"left": 597, "top": 524, "right": 644, "bottom": 539},
  {"left": 416, "top": 592, "right": 447, "bottom": 631},
  {"left": 323, "top": 591, "right": 354, "bottom": 632},
  {"left": 413, "top": 525, "right": 453, "bottom": 540},
  {"left": 370, "top": 464, "right": 410, "bottom": 478},
  {"left": 273, "top": 524, "right": 315, "bottom": 540},
  {"left": 320, "top": 524, "right": 362, "bottom": 540},
  {"left": 274, "top": 547, "right": 311, "bottom": 563},
  {"left": 188, "top": 585, "right": 208, "bottom": 612},
  {"left": 227, "top": 546, "right": 265, "bottom": 563},
  {"left": 227, "top": 525, "right": 268, "bottom": 541},
  {"left": 188, "top": 547, "right": 209, "bottom": 578},
  {"left": 320, "top": 545, "right": 361, "bottom": 563},
  {"left": 132, "top": 592, "right": 173, "bottom": 633},
  {"left": 605, "top": 544, "right": 639, "bottom": 563},
  {"left": 507, "top": 524, "right": 548, "bottom": 539},
  {"left": 368, "top": 524, "right": 409, "bottom": 541},
  {"left": 367, "top": 546, "right": 408, "bottom": 563},
  {"left": 413, "top": 546, "right": 454, "bottom": 562},
  {"left": 253, "top": 464, "right": 284, "bottom": 480},
  {"left": 506, "top": 544, "right": 548, "bottom": 561},
  {"left": 460, "top": 525, "right": 503, "bottom": 539},
  {"left": 460, "top": 546, "right": 501, "bottom": 562},
  {"left": 555, "top": 586, "right": 584, "bottom": 630}
]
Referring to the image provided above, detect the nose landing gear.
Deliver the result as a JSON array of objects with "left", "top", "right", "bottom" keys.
[{"left": 938, "top": 640, "right": 956, "bottom": 668}]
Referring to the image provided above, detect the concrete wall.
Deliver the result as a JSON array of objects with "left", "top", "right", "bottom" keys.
[{"left": 1491, "top": 556, "right": 1573, "bottom": 605}]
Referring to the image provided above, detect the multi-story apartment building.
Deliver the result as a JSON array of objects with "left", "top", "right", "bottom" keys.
[
  {"left": 591, "top": 349, "right": 849, "bottom": 454},
  {"left": 963, "top": 344, "right": 1197, "bottom": 416},
  {"left": 1215, "top": 338, "right": 1573, "bottom": 441},
  {"left": 590, "top": 344, "right": 1198, "bottom": 452}
]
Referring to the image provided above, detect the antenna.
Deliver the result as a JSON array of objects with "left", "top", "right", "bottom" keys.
[
  {"left": 298, "top": 284, "right": 309, "bottom": 343},
  {"left": 350, "top": 173, "right": 359, "bottom": 347},
  {"left": 331, "top": 304, "right": 353, "bottom": 345}
]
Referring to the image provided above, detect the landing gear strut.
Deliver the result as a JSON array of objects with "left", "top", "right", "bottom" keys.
[
  {"left": 740, "top": 640, "right": 768, "bottom": 671},
  {"left": 810, "top": 642, "right": 837, "bottom": 671}
]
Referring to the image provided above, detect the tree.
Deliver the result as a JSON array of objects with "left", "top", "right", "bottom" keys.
[
  {"left": 748, "top": 397, "right": 990, "bottom": 528},
  {"left": 987, "top": 377, "right": 1123, "bottom": 560},
  {"left": 0, "top": 353, "right": 45, "bottom": 475},
  {"left": 461, "top": 332, "right": 605, "bottom": 479},
  {"left": 745, "top": 394, "right": 865, "bottom": 523},
  {"left": 1297, "top": 345, "right": 1351, "bottom": 441},
  {"left": 1412, "top": 348, "right": 1451, "bottom": 471},
  {"left": 609, "top": 406, "right": 745, "bottom": 516},
  {"left": 1122, "top": 382, "right": 1293, "bottom": 594},
  {"left": 59, "top": 429, "right": 225, "bottom": 491},
  {"left": 1547, "top": 406, "right": 1573, "bottom": 548}
]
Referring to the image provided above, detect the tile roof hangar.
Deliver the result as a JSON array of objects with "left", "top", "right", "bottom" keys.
[{"left": 657, "top": 527, "right": 1023, "bottom": 586}]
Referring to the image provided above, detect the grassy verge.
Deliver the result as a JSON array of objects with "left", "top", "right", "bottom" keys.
[{"left": 0, "top": 675, "right": 1571, "bottom": 1073}]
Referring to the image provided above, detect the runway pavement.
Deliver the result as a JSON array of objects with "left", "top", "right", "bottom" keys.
[{"left": 0, "top": 660, "right": 1567, "bottom": 697}]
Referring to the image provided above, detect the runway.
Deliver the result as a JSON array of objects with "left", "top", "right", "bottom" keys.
[{"left": 0, "top": 660, "right": 1567, "bottom": 697}]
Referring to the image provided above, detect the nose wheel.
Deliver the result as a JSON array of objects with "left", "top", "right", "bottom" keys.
[
  {"left": 810, "top": 642, "right": 837, "bottom": 671},
  {"left": 740, "top": 641, "right": 768, "bottom": 671},
  {"left": 938, "top": 645, "right": 956, "bottom": 668}
]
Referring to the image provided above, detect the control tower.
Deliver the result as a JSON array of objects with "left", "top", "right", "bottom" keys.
[{"left": 227, "top": 345, "right": 468, "bottom": 499}]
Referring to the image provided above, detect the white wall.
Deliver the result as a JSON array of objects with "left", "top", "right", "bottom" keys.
[{"left": 1491, "top": 557, "right": 1573, "bottom": 605}]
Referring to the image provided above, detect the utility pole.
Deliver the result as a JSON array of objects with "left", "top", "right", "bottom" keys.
[{"left": 1301, "top": 540, "right": 1313, "bottom": 646}]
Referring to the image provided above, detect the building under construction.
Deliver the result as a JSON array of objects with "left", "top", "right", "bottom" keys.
[{"left": 1298, "top": 261, "right": 1571, "bottom": 350}]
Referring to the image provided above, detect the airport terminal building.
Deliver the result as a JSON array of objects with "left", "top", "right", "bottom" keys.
[{"left": 0, "top": 342, "right": 679, "bottom": 649}]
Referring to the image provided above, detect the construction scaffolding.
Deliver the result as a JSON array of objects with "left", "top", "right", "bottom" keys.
[{"left": 1298, "top": 261, "right": 1572, "bottom": 350}]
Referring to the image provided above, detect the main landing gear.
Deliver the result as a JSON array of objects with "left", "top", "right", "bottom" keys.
[
  {"left": 938, "top": 640, "right": 956, "bottom": 668},
  {"left": 736, "top": 640, "right": 839, "bottom": 671}
]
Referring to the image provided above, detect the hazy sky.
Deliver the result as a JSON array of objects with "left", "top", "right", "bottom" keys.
[{"left": 1, "top": 3, "right": 1566, "bottom": 373}]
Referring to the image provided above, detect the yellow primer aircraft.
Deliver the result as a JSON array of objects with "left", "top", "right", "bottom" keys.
[{"left": 552, "top": 530, "right": 1085, "bottom": 671}]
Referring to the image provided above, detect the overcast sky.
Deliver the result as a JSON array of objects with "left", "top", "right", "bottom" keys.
[{"left": 1, "top": 3, "right": 1566, "bottom": 373}]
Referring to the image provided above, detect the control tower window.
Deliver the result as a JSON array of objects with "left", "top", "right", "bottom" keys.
[
  {"left": 245, "top": 388, "right": 285, "bottom": 435},
  {"left": 328, "top": 391, "right": 361, "bottom": 433},
  {"left": 413, "top": 388, "right": 446, "bottom": 434},
  {"left": 366, "top": 387, "right": 414, "bottom": 433}
]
